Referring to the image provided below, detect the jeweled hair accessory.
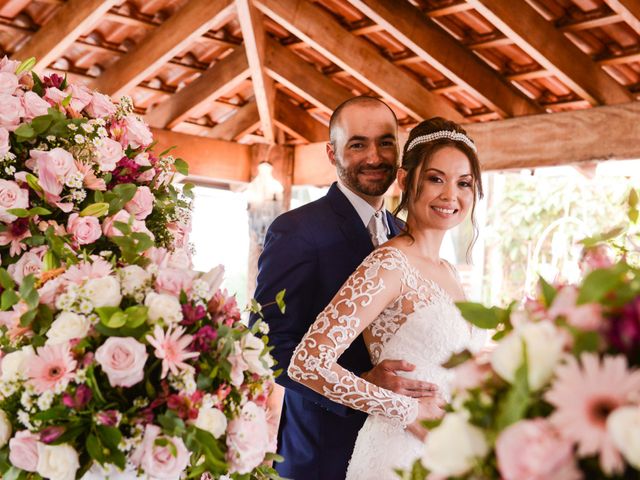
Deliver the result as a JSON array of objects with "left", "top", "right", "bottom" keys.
[{"left": 406, "top": 130, "right": 477, "bottom": 153}]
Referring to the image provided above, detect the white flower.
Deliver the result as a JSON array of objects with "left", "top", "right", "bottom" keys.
[
  {"left": 194, "top": 406, "right": 228, "bottom": 439},
  {"left": 1, "top": 345, "right": 35, "bottom": 381},
  {"left": 37, "top": 391, "right": 54, "bottom": 410},
  {"left": 491, "top": 321, "right": 564, "bottom": 390},
  {"left": 84, "top": 276, "right": 122, "bottom": 308},
  {"left": 608, "top": 406, "right": 640, "bottom": 469},
  {"left": 241, "top": 333, "right": 273, "bottom": 376},
  {"left": 201, "top": 264, "right": 224, "bottom": 300},
  {"left": 422, "top": 413, "right": 489, "bottom": 477},
  {"left": 67, "top": 124, "right": 78, "bottom": 131},
  {"left": 74, "top": 134, "right": 85, "bottom": 144},
  {"left": 0, "top": 409, "right": 11, "bottom": 447},
  {"left": 144, "top": 292, "right": 182, "bottom": 324},
  {"left": 119, "top": 265, "right": 150, "bottom": 296},
  {"left": 46, "top": 312, "right": 91, "bottom": 345},
  {"left": 37, "top": 443, "right": 80, "bottom": 480}
]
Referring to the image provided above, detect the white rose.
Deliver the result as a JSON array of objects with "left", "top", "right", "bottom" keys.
[
  {"left": 608, "top": 406, "right": 640, "bottom": 469},
  {"left": 194, "top": 406, "right": 228, "bottom": 439},
  {"left": 241, "top": 333, "right": 273, "bottom": 376},
  {"left": 36, "top": 443, "right": 79, "bottom": 480},
  {"left": 1, "top": 345, "right": 35, "bottom": 381},
  {"left": 46, "top": 312, "right": 91, "bottom": 345},
  {"left": 422, "top": 413, "right": 489, "bottom": 477},
  {"left": 145, "top": 292, "right": 183, "bottom": 324},
  {"left": 119, "top": 265, "right": 150, "bottom": 296},
  {"left": 0, "top": 409, "right": 12, "bottom": 448},
  {"left": 84, "top": 276, "right": 122, "bottom": 308},
  {"left": 491, "top": 321, "right": 564, "bottom": 390}
]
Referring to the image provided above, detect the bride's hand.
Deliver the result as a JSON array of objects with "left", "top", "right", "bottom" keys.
[{"left": 406, "top": 396, "right": 446, "bottom": 441}]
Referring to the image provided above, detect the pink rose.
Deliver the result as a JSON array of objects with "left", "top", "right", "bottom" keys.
[
  {"left": 21, "top": 91, "right": 50, "bottom": 121},
  {"left": 134, "top": 152, "right": 152, "bottom": 166},
  {"left": 226, "top": 401, "right": 270, "bottom": 474},
  {"left": 167, "top": 248, "right": 192, "bottom": 270},
  {"left": 67, "top": 84, "right": 92, "bottom": 112},
  {"left": 0, "top": 94, "right": 24, "bottom": 130},
  {"left": 43, "top": 87, "right": 67, "bottom": 106},
  {"left": 167, "top": 221, "right": 190, "bottom": 249},
  {"left": 451, "top": 357, "right": 492, "bottom": 392},
  {"left": 548, "top": 285, "right": 603, "bottom": 331},
  {"left": 0, "top": 179, "right": 29, "bottom": 223},
  {"left": 0, "top": 127, "right": 9, "bottom": 157},
  {"left": 67, "top": 213, "right": 101, "bottom": 245},
  {"left": 0, "top": 57, "right": 20, "bottom": 74},
  {"left": 0, "top": 72, "right": 18, "bottom": 95},
  {"left": 8, "top": 247, "right": 45, "bottom": 284},
  {"left": 154, "top": 267, "right": 194, "bottom": 296},
  {"left": 9, "top": 430, "right": 39, "bottom": 472},
  {"left": 496, "top": 419, "right": 581, "bottom": 480},
  {"left": 85, "top": 91, "right": 116, "bottom": 118},
  {"left": 94, "top": 137, "right": 123, "bottom": 172},
  {"left": 144, "top": 247, "right": 170, "bottom": 268},
  {"left": 125, "top": 186, "right": 154, "bottom": 220},
  {"left": 95, "top": 337, "right": 148, "bottom": 388},
  {"left": 124, "top": 115, "right": 152, "bottom": 149},
  {"left": 132, "top": 219, "right": 155, "bottom": 241},
  {"left": 102, "top": 210, "right": 131, "bottom": 238},
  {"left": 130, "top": 424, "right": 190, "bottom": 480},
  {"left": 137, "top": 168, "right": 156, "bottom": 183}
]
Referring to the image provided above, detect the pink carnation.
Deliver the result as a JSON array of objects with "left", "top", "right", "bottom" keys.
[
  {"left": 67, "top": 213, "right": 101, "bottom": 245},
  {"left": 226, "top": 401, "right": 270, "bottom": 474},
  {"left": 130, "top": 425, "right": 190, "bottom": 479},
  {"left": 496, "top": 419, "right": 581, "bottom": 480}
]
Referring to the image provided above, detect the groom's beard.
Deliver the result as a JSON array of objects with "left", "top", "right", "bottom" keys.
[{"left": 336, "top": 161, "right": 397, "bottom": 197}]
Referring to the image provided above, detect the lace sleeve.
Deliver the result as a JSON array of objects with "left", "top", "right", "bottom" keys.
[{"left": 288, "top": 247, "right": 418, "bottom": 426}]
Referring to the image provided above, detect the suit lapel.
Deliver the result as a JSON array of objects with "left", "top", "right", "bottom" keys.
[
  {"left": 386, "top": 211, "right": 403, "bottom": 238},
  {"left": 326, "top": 183, "right": 374, "bottom": 256}
]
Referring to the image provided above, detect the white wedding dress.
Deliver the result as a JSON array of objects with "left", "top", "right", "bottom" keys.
[{"left": 289, "top": 246, "right": 485, "bottom": 480}]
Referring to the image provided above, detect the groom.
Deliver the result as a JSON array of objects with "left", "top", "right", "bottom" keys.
[{"left": 252, "top": 96, "right": 437, "bottom": 479}]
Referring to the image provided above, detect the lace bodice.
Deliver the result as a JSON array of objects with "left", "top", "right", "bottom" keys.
[{"left": 288, "top": 246, "right": 483, "bottom": 426}]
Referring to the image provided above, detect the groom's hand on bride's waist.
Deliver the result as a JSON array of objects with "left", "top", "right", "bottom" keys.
[{"left": 360, "top": 359, "right": 439, "bottom": 398}]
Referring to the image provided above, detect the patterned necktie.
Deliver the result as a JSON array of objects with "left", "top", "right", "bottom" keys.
[{"left": 367, "top": 211, "right": 387, "bottom": 247}]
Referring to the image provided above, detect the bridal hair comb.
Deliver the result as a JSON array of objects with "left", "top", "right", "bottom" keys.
[{"left": 406, "top": 130, "right": 477, "bottom": 153}]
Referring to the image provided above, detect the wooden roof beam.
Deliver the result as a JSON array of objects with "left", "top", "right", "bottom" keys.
[
  {"left": 254, "top": 0, "right": 463, "bottom": 122},
  {"left": 145, "top": 48, "right": 250, "bottom": 129},
  {"left": 346, "top": 0, "right": 542, "bottom": 118},
  {"left": 93, "top": 0, "right": 235, "bottom": 98},
  {"left": 274, "top": 92, "right": 327, "bottom": 143},
  {"left": 466, "top": 0, "right": 632, "bottom": 105},
  {"left": 235, "top": 0, "right": 277, "bottom": 143},
  {"left": 264, "top": 38, "right": 353, "bottom": 114},
  {"left": 208, "top": 101, "right": 260, "bottom": 141},
  {"left": 10, "top": 0, "right": 118, "bottom": 71},
  {"left": 602, "top": 0, "right": 640, "bottom": 36}
]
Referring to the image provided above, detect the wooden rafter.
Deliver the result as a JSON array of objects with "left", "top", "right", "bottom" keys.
[
  {"left": 264, "top": 39, "right": 353, "bottom": 114},
  {"left": 145, "top": 48, "right": 250, "bottom": 129},
  {"left": 208, "top": 101, "right": 260, "bottom": 141},
  {"left": 0, "top": 0, "right": 32, "bottom": 17},
  {"left": 92, "top": 0, "right": 235, "bottom": 98},
  {"left": 345, "top": 0, "right": 542, "bottom": 118},
  {"left": 151, "top": 127, "right": 252, "bottom": 182},
  {"left": 465, "top": 0, "right": 633, "bottom": 106},
  {"left": 274, "top": 92, "right": 327, "bottom": 143},
  {"left": 602, "top": 0, "right": 640, "bottom": 36},
  {"left": 235, "top": 0, "right": 276, "bottom": 142},
  {"left": 253, "top": 0, "right": 463, "bottom": 122},
  {"left": 10, "top": 0, "right": 118, "bottom": 71}
]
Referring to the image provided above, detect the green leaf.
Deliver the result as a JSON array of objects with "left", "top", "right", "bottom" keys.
[
  {"left": 31, "top": 114, "right": 53, "bottom": 134},
  {"left": 61, "top": 94, "right": 72, "bottom": 107},
  {"left": 31, "top": 72, "right": 44, "bottom": 96},
  {"left": 0, "top": 268, "right": 15, "bottom": 290},
  {"left": 249, "top": 298, "right": 262, "bottom": 314},
  {"left": 125, "top": 305, "right": 148, "bottom": 328},
  {"left": 43, "top": 250, "right": 60, "bottom": 271},
  {"left": 113, "top": 183, "right": 137, "bottom": 203},
  {"left": 14, "top": 123, "right": 35, "bottom": 140},
  {"left": 86, "top": 434, "right": 106, "bottom": 464},
  {"left": 275, "top": 289, "right": 286, "bottom": 314},
  {"left": 79, "top": 202, "right": 109, "bottom": 217},
  {"left": 96, "top": 425, "right": 122, "bottom": 451},
  {"left": 86, "top": 365, "right": 106, "bottom": 404},
  {"left": 579, "top": 226, "right": 626, "bottom": 248},
  {"left": 577, "top": 264, "right": 628, "bottom": 304},
  {"left": 629, "top": 208, "right": 639, "bottom": 224},
  {"left": 26, "top": 173, "right": 44, "bottom": 194},
  {"left": 174, "top": 158, "right": 189, "bottom": 176},
  {"left": 1, "top": 289, "right": 19, "bottom": 311},
  {"left": 182, "top": 182, "right": 195, "bottom": 199},
  {"left": 441, "top": 349, "right": 473, "bottom": 369},
  {"left": 28, "top": 206, "right": 52, "bottom": 216},
  {"left": 629, "top": 188, "right": 639, "bottom": 209},
  {"left": 155, "top": 438, "right": 178, "bottom": 457},
  {"left": 1, "top": 467, "right": 23, "bottom": 480},
  {"left": 158, "top": 411, "right": 186, "bottom": 437},
  {"left": 33, "top": 405, "right": 68, "bottom": 421},
  {"left": 456, "top": 302, "right": 510, "bottom": 329},
  {"left": 6, "top": 208, "right": 29, "bottom": 218},
  {"left": 16, "top": 57, "right": 36, "bottom": 75},
  {"left": 538, "top": 276, "right": 557, "bottom": 307},
  {"left": 496, "top": 341, "right": 530, "bottom": 431},
  {"left": 95, "top": 306, "right": 121, "bottom": 323}
]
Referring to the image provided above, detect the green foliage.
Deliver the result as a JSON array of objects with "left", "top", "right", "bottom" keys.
[{"left": 456, "top": 302, "right": 512, "bottom": 330}]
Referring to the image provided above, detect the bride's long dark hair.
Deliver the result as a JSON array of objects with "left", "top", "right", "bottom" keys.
[{"left": 393, "top": 117, "right": 484, "bottom": 262}]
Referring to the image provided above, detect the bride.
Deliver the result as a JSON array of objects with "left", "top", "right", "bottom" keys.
[{"left": 288, "top": 117, "right": 487, "bottom": 479}]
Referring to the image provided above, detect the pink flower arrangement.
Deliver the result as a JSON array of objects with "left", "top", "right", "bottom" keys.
[{"left": 0, "top": 57, "right": 278, "bottom": 479}]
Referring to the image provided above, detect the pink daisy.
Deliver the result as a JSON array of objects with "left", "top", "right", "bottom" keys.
[
  {"left": 61, "top": 257, "right": 112, "bottom": 285},
  {"left": 146, "top": 324, "right": 199, "bottom": 378},
  {"left": 545, "top": 353, "right": 640, "bottom": 475},
  {"left": 27, "top": 343, "right": 77, "bottom": 393}
]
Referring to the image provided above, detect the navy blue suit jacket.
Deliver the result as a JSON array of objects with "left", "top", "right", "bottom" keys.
[{"left": 251, "top": 183, "right": 402, "bottom": 480}]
